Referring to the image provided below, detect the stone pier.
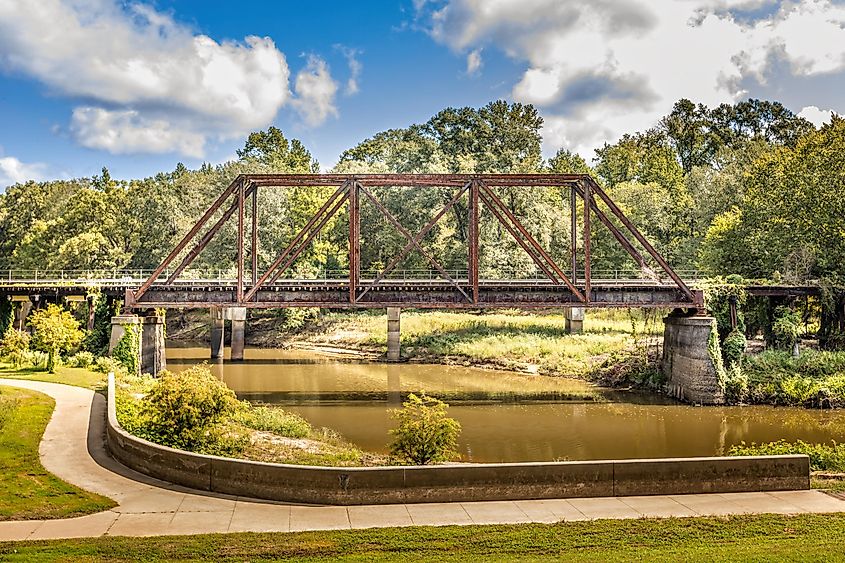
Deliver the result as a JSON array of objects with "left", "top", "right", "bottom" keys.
[
  {"left": 11, "top": 296, "right": 32, "bottom": 331},
  {"left": 140, "top": 311, "right": 166, "bottom": 376},
  {"left": 228, "top": 307, "right": 247, "bottom": 362},
  {"left": 564, "top": 307, "right": 584, "bottom": 333},
  {"left": 662, "top": 314, "right": 724, "bottom": 405},
  {"left": 108, "top": 314, "right": 141, "bottom": 375},
  {"left": 387, "top": 307, "right": 401, "bottom": 362},
  {"left": 210, "top": 306, "right": 224, "bottom": 360}
]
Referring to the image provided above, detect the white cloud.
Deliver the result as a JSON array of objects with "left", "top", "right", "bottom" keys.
[
  {"left": 292, "top": 56, "right": 339, "bottom": 127},
  {"left": 798, "top": 105, "right": 834, "bottom": 127},
  {"left": 0, "top": 0, "right": 341, "bottom": 156},
  {"left": 466, "top": 48, "right": 483, "bottom": 75},
  {"left": 336, "top": 45, "right": 363, "bottom": 95},
  {"left": 0, "top": 155, "right": 45, "bottom": 188},
  {"left": 421, "top": 0, "right": 845, "bottom": 157}
]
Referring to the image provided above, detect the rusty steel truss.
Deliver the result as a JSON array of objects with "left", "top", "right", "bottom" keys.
[{"left": 126, "top": 174, "right": 702, "bottom": 310}]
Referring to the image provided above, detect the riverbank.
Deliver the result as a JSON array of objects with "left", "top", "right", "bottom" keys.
[{"left": 168, "top": 308, "right": 664, "bottom": 384}]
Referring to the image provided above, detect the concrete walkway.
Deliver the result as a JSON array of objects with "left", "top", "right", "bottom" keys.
[{"left": 2, "top": 378, "right": 845, "bottom": 542}]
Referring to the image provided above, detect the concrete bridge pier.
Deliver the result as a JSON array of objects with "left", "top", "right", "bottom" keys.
[
  {"left": 565, "top": 307, "right": 584, "bottom": 333},
  {"left": 661, "top": 313, "right": 724, "bottom": 405},
  {"left": 228, "top": 307, "right": 247, "bottom": 362},
  {"left": 11, "top": 296, "right": 32, "bottom": 331},
  {"left": 210, "top": 306, "right": 225, "bottom": 360},
  {"left": 109, "top": 314, "right": 140, "bottom": 375},
  {"left": 140, "top": 311, "right": 166, "bottom": 376},
  {"left": 387, "top": 307, "right": 401, "bottom": 362}
]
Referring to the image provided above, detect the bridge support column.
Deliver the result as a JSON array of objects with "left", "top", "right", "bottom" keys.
[
  {"left": 11, "top": 296, "right": 32, "bottom": 331},
  {"left": 387, "top": 307, "right": 401, "bottom": 362},
  {"left": 140, "top": 311, "right": 166, "bottom": 376},
  {"left": 210, "top": 306, "right": 224, "bottom": 360},
  {"left": 109, "top": 314, "right": 141, "bottom": 375},
  {"left": 662, "top": 314, "right": 724, "bottom": 405},
  {"left": 564, "top": 307, "right": 585, "bottom": 334},
  {"left": 228, "top": 307, "right": 247, "bottom": 362}
]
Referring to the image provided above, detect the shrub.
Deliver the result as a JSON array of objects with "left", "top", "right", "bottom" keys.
[
  {"left": 771, "top": 306, "right": 801, "bottom": 351},
  {"left": 0, "top": 327, "right": 30, "bottom": 367},
  {"left": 722, "top": 329, "right": 746, "bottom": 367},
  {"left": 28, "top": 304, "right": 84, "bottom": 372},
  {"left": 143, "top": 364, "right": 245, "bottom": 452},
  {"left": 112, "top": 324, "right": 140, "bottom": 375},
  {"left": 723, "top": 364, "right": 748, "bottom": 403},
  {"left": 729, "top": 440, "right": 845, "bottom": 472},
  {"left": 93, "top": 356, "right": 127, "bottom": 376},
  {"left": 66, "top": 351, "right": 95, "bottom": 368},
  {"left": 389, "top": 392, "right": 461, "bottom": 465},
  {"left": 235, "top": 405, "right": 310, "bottom": 438}
]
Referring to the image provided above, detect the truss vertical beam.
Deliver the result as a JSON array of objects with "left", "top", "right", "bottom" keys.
[
  {"left": 251, "top": 185, "right": 258, "bottom": 286},
  {"left": 570, "top": 186, "right": 577, "bottom": 284},
  {"left": 237, "top": 179, "right": 245, "bottom": 303},
  {"left": 583, "top": 179, "right": 591, "bottom": 301},
  {"left": 349, "top": 180, "right": 360, "bottom": 303},
  {"left": 468, "top": 179, "right": 479, "bottom": 303}
]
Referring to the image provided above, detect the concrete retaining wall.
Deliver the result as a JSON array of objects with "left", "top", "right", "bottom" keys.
[{"left": 105, "top": 375, "right": 809, "bottom": 505}]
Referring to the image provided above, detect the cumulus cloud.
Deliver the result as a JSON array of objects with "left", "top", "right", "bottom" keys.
[
  {"left": 0, "top": 155, "right": 45, "bottom": 189},
  {"left": 798, "top": 105, "right": 834, "bottom": 127},
  {"left": 420, "top": 0, "right": 845, "bottom": 156},
  {"left": 292, "top": 56, "right": 339, "bottom": 127},
  {"left": 466, "top": 48, "right": 483, "bottom": 75},
  {"left": 0, "top": 0, "right": 340, "bottom": 156}
]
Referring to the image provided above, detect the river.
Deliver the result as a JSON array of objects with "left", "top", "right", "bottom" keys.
[{"left": 166, "top": 344, "right": 845, "bottom": 463}]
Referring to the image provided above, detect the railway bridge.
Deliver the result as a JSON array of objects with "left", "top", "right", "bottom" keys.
[{"left": 0, "top": 174, "right": 820, "bottom": 404}]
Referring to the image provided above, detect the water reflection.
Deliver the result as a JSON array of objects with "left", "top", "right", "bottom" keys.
[{"left": 167, "top": 343, "right": 845, "bottom": 463}]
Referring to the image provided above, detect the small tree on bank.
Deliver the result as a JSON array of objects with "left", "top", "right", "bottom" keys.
[
  {"left": 0, "top": 327, "right": 30, "bottom": 367},
  {"left": 389, "top": 392, "right": 461, "bottom": 465},
  {"left": 29, "top": 304, "right": 84, "bottom": 372}
]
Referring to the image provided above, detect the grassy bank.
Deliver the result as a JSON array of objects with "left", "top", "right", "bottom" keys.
[
  {"left": 739, "top": 349, "right": 845, "bottom": 406},
  {"left": 4, "top": 513, "right": 845, "bottom": 561},
  {"left": 0, "top": 385, "right": 116, "bottom": 521},
  {"left": 0, "top": 363, "right": 106, "bottom": 390},
  {"left": 241, "top": 308, "right": 664, "bottom": 380}
]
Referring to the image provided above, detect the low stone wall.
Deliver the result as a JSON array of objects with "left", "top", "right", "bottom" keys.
[{"left": 106, "top": 375, "right": 809, "bottom": 505}]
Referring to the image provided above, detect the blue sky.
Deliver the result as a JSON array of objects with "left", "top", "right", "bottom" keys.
[{"left": 0, "top": 0, "right": 843, "bottom": 188}]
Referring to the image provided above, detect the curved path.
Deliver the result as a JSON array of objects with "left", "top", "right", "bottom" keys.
[{"left": 2, "top": 378, "right": 844, "bottom": 542}]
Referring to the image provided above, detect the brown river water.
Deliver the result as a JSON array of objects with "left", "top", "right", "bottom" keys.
[{"left": 166, "top": 344, "right": 845, "bottom": 463}]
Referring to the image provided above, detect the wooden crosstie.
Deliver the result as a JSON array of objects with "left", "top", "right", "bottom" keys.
[{"left": 126, "top": 174, "right": 701, "bottom": 310}]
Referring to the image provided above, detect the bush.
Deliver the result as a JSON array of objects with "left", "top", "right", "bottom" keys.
[
  {"left": 388, "top": 392, "right": 461, "bottom": 465},
  {"left": 0, "top": 327, "right": 30, "bottom": 367},
  {"left": 235, "top": 405, "right": 310, "bottom": 438},
  {"left": 112, "top": 324, "right": 139, "bottom": 375},
  {"left": 143, "top": 365, "right": 245, "bottom": 452},
  {"left": 723, "top": 364, "right": 748, "bottom": 403},
  {"left": 93, "top": 356, "right": 127, "bottom": 376},
  {"left": 28, "top": 304, "right": 84, "bottom": 372},
  {"left": 772, "top": 306, "right": 801, "bottom": 351},
  {"left": 66, "top": 351, "right": 95, "bottom": 368},
  {"left": 729, "top": 440, "right": 845, "bottom": 472},
  {"left": 722, "top": 329, "right": 746, "bottom": 367}
]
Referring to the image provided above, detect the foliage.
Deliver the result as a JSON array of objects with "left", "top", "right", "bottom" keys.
[
  {"left": 234, "top": 405, "right": 310, "bottom": 438},
  {"left": 0, "top": 299, "right": 12, "bottom": 337},
  {"left": 83, "top": 294, "right": 117, "bottom": 356},
  {"left": 722, "top": 329, "right": 747, "bottom": 367},
  {"left": 723, "top": 363, "right": 749, "bottom": 403},
  {"left": 93, "top": 355, "right": 128, "bottom": 376},
  {"left": 771, "top": 306, "right": 802, "bottom": 351},
  {"left": 0, "top": 385, "right": 116, "bottom": 520},
  {"left": 28, "top": 304, "right": 84, "bottom": 372},
  {"left": 139, "top": 365, "right": 246, "bottom": 454},
  {"left": 388, "top": 392, "right": 461, "bottom": 465},
  {"left": 0, "top": 326, "right": 29, "bottom": 367},
  {"left": 111, "top": 323, "right": 139, "bottom": 375},
  {"left": 740, "top": 349, "right": 845, "bottom": 406},
  {"left": 65, "top": 351, "right": 94, "bottom": 368},
  {"left": 729, "top": 440, "right": 845, "bottom": 472}
]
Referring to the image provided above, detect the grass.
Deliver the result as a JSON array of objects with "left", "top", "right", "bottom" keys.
[
  {"left": 3, "top": 513, "right": 845, "bottom": 561},
  {"left": 286, "top": 309, "right": 664, "bottom": 377},
  {"left": 0, "top": 385, "right": 116, "bottom": 521},
  {"left": 740, "top": 350, "right": 845, "bottom": 406},
  {"left": 0, "top": 362, "right": 107, "bottom": 390}
]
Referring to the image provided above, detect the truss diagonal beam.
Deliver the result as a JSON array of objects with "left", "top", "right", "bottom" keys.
[
  {"left": 480, "top": 183, "right": 586, "bottom": 303},
  {"left": 243, "top": 182, "right": 350, "bottom": 302},
  {"left": 358, "top": 184, "right": 471, "bottom": 303},
  {"left": 356, "top": 182, "right": 471, "bottom": 302}
]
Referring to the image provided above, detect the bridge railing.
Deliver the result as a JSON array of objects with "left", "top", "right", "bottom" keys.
[{"left": 0, "top": 268, "right": 708, "bottom": 285}]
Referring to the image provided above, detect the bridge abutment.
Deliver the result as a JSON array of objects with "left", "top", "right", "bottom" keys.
[
  {"left": 661, "top": 314, "right": 724, "bottom": 405},
  {"left": 210, "top": 306, "right": 224, "bottom": 359},
  {"left": 229, "top": 307, "right": 247, "bottom": 362},
  {"left": 11, "top": 296, "right": 32, "bottom": 331},
  {"left": 387, "top": 307, "right": 401, "bottom": 362},
  {"left": 565, "top": 307, "right": 584, "bottom": 333},
  {"left": 140, "top": 311, "right": 166, "bottom": 376}
]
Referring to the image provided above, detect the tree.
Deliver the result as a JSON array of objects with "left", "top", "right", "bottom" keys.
[
  {"left": 389, "top": 392, "right": 461, "bottom": 465},
  {"left": 29, "top": 304, "right": 84, "bottom": 372},
  {"left": 0, "top": 327, "right": 29, "bottom": 368}
]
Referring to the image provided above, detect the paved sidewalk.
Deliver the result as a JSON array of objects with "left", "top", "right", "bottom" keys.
[{"left": 2, "top": 377, "right": 844, "bottom": 542}]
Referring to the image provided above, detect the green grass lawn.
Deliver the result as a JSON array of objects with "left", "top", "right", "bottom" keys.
[
  {"left": 0, "top": 363, "right": 106, "bottom": 390},
  {"left": 0, "top": 385, "right": 116, "bottom": 521},
  {"left": 3, "top": 513, "right": 845, "bottom": 561}
]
